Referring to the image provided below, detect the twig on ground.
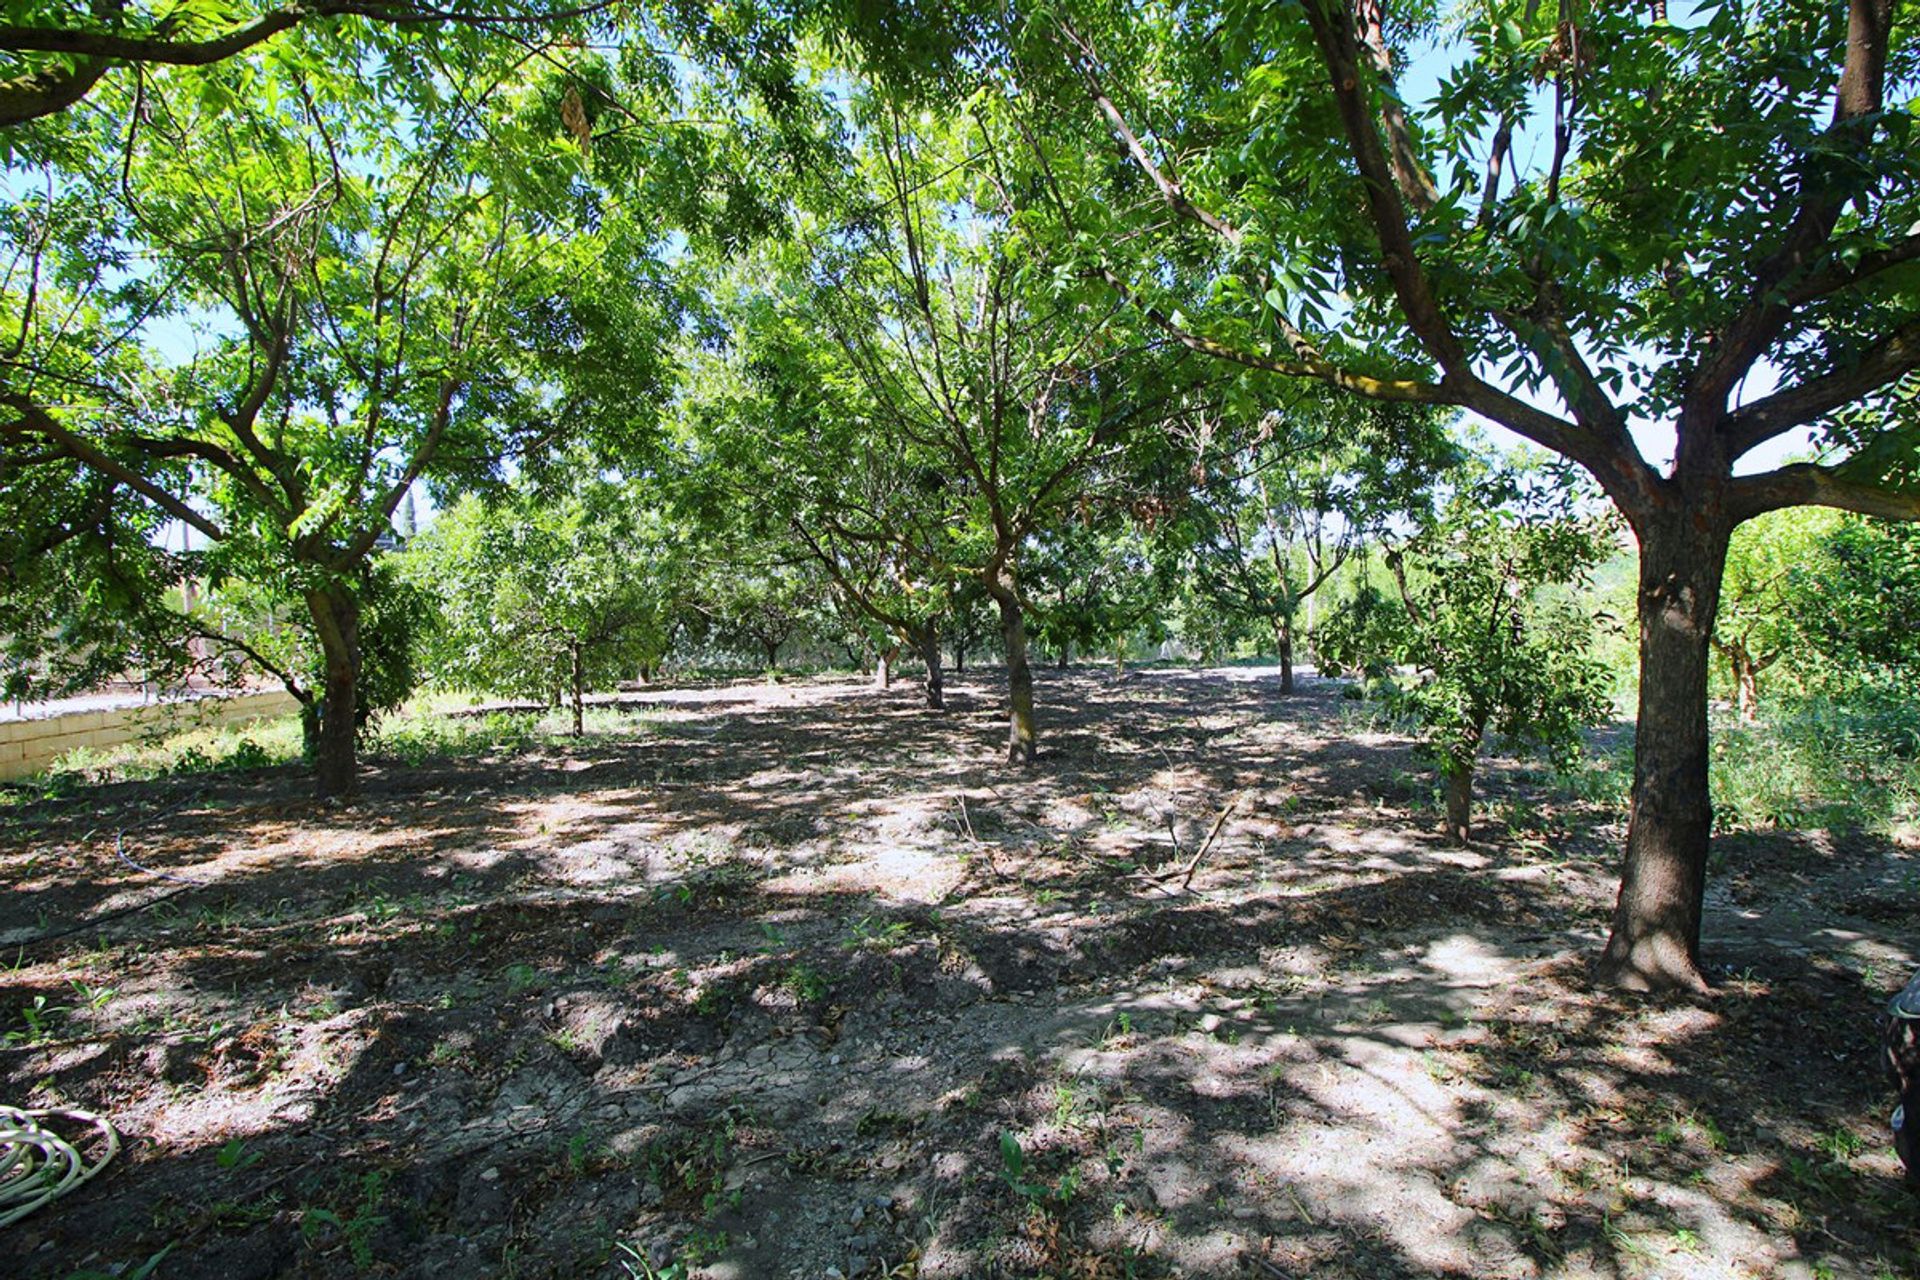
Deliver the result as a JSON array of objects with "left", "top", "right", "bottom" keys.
[{"left": 1161, "top": 789, "right": 1247, "bottom": 891}]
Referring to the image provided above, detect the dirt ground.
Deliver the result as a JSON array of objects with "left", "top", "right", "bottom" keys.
[{"left": 1, "top": 667, "right": 1915, "bottom": 1280}]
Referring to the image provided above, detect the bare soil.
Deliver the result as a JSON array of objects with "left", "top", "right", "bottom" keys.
[{"left": 1, "top": 667, "right": 1914, "bottom": 1279}]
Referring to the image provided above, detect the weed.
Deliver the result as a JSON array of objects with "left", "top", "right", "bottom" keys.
[
  {"left": 68, "top": 981, "right": 117, "bottom": 1025},
  {"left": 614, "top": 1241, "right": 688, "bottom": 1280},
  {"left": 300, "top": 1170, "right": 389, "bottom": 1271},
  {"left": 6, "top": 994, "right": 69, "bottom": 1045},
  {"left": 998, "top": 1131, "right": 1081, "bottom": 1210},
  {"left": 844, "top": 915, "right": 912, "bottom": 952},
  {"left": 502, "top": 963, "right": 545, "bottom": 993},
  {"left": 62, "top": 1241, "right": 178, "bottom": 1280},
  {"left": 778, "top": 964, "right": 829, "bottom": 1003},
  {"left": 215, "top": 1138, "right": 263, "bottom": 1173}
]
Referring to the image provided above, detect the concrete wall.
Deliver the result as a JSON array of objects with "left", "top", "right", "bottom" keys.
[{"left": 0, "top": 690, "right": 300, "bottom": 782}]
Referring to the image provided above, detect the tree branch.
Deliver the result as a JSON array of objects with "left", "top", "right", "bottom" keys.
[
  {"left": 1730, "top": 461, "right": 1920, "bottom": 523},
  {"left": 1720, "top": 318, "right": 1920, "bottom": 458}
]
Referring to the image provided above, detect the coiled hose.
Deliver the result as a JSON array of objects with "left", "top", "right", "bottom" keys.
[{"left": 0, "top": 1106, "right": 119, "bottom": 1228}]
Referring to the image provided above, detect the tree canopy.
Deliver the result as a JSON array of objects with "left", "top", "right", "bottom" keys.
[{"left": 2, "top": 0, "right": 1917, "bottom": 992}]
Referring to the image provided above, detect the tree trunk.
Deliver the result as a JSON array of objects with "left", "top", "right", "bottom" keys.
[
  {"left": 1274, "top": 616, "right": 1295, "bottom": 694},
  {"left": 1440, "top": 719, "right": 1483, "bottom": 844},
  {"left": 989, "top": 568, "right": 1035, "bottom": 766},
  {"left": 1735, "top": 649, "right": 1758, "bottom": 723},
  {"left": 762, "top": 639, "right": 780, "bottom": 671},
  {"left": 875, "top": 645, "right": 898, "bottom": 689},
  {"left": 1597, "top": 511, "right": 1730, "bottom": 993},
  {"left": 304, "top": 587, "right": 362, "bottom": 801},
  {"left": 1443, "top": 762, "right": 1474, "bottom": 845},
  {"left": 1711, "top": 636, "right": 1760, "bottom": 723},
  {"left": 916, "top": 621, "right": 944, "bottom": 710},
  {"left": 300, "top": 700, "right": 321, "bottom": 759},
  {"left": 570, "top": 644, "right": 584, "bottom": 737},
  {"left": 1056, "top": 643, "right": 1069, "bottom": 670}
]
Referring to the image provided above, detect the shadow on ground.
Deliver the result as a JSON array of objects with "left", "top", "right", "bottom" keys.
[{"left": 1, "top": 667, "right": 1914, "bottom": 1279}]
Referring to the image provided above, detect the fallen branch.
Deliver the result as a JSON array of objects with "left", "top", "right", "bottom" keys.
[{"left": 1161, "top": 790, "right": 1247, "bottom": 891}]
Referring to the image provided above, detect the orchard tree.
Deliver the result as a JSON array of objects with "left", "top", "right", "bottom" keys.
[
  {"left": 0, "top": 40, "right": 672, "bottom": 796},
  {"left": 786, "top": 102, "right": 1205, "bottom": 763},
  {"left": 1027, "top": 0, "right": 1920, "bottom": 988},
  {"left": 1184, "top": 393, "right": 1452, "bottom": 692},
  {"left": 0, "top": 1, "right": 623, "bottom": 126},
  {"left": 1788, "top": 514, "right": 1920, "bottom": 691},
  {"left": 1317, "top": 455, "right": 1618, "bottom": 843},
  {"left": 1025, "top": 514, "right": 1174, "bottom": 670},
  {"left": 1713, "top": 507, "right": 1844, "bottom": 720},
  {"left": 405, "top": 483, "right": 688, "bottom": 733},
  {"left": 683, "top": 283, "right": 967, "bottom": 707}
]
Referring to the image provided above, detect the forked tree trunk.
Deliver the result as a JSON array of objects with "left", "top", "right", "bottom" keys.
[
  {"left": 915, "top": 621, "right": 944, "bottom": 710},
  {"left": 304, "top": 587, "right": 362, "bottom": 801},
  {"left": 875, "top": 645, "right": 898, "bottom": 689},
  {"left": 1597, "top": 510, "right": 1731, "bottom": 992},
  {"left": 988, "top": 568, "right": 1036, "bottom": 766},
  {"left": 762, "top": 639, "right": 780, "bottom": 671},
  {"left": 570, "top": 644, "right": 585, "bottom": 737}
]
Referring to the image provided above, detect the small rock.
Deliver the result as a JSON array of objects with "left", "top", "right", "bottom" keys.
[
  {"left": 479, "top": 1168, "right": 500, "bottom": 1182},
  {"left": 393, "top": 1062, "right": 407, "bottom": 1077},
  {"left": 849, "top": 1204, "right": 865, "bottom": 1226}
]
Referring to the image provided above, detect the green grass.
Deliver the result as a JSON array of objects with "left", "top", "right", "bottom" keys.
[
  {"left": 35, "top": 715, "right": 307, "bottom": 790},
  {"left": 1560, "top": 686, "right": 1920, "bottom": 835},
  {"left": 1708, "top": 689, "right": 1920, "bottom": 834},
  {"left": 4, "top": 689, "right": 662, "bottom": 795}
]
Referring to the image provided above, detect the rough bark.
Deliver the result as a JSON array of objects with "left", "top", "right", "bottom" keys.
[
  {"left": 1443, "top": 763, "right": 1474, "bottom": 845},
  {"left": 915, "top": 622, "right": 944, "bottom": 710},
  {"left": 1597, "top": 510, "right": 1730, "bottom": 992},
  {"left": 988, "top": 568, "right": 1036, "bottom": 766},
  {"left": 1274, "top": 616, "right": 1296, "bottom": 694},
  {"left": 304, "top": 587, "right": 361, "bottom": 801},
  {"left": 570, "top": 644, "right": 584, "bottom": 737}
]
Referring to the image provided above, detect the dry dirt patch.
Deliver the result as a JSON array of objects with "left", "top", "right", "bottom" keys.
[{"left": 0, "top": 668, "right": 1913, "bottom": 1279}]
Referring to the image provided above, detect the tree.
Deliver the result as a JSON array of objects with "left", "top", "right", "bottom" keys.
[
  {"left": 404, "top": 482, "right": 688, "bottom": 733},
  {"left": 1786, "top": 513, "right": 1920, "bottom": 692},
  {"left": 1183, "top": 393, "right": 1451, "bottom": 692},
  {"left": 1026, "top": 0, "right": 1920, "bottom": 988},
  {"left": 0, "top": 39, "right": 669, "bottom": 796},
  {"left": 0, "top": 2, "right": 624, "bottom": 126},
  {"left": 1713, "top": 508, "right": 1844, "bottom": 720},
  {"left": 1025, "top": 514, "right": 1173, "bottom": 670},
  {"left": 1317, "top": 454, "right": 1618, "bottom": 843},
  {"left": 692, "top": 98, "right": 1205, "bottom": 762}
]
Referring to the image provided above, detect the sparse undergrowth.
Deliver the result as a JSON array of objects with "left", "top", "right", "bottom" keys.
[{"left": 1, "top": 670, "right": 1913, "bottom": 1280}]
